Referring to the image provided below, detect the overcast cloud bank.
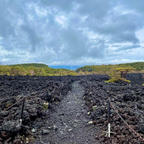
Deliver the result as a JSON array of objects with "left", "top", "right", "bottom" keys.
[{"left": 0, "top": 0, "right": 144, "bottom": 65}]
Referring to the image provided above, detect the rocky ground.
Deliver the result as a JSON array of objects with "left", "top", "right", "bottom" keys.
[
  {"left": 0, "top": 76, "right": 74, "bottom": 144},
  {"left": 81, "top": 74, "right": 144, "bottom": 144},
  {"left": 35, "top": 81, "right": 99, "bottom": 144},
  {"left": 0, "top": 74, "right": 144, "bottom": 144}
]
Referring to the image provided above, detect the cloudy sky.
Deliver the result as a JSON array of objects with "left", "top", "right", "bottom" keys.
[{"left": 0, "top": 0, "right": 144, "bottom": 66}]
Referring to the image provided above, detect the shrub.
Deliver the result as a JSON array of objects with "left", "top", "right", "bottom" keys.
[
  {"left": 105, "top": 67, "right": 133, "bottom": 83},
  {"left": 105, "top": 77, "right": 131, "bottom": 83}
]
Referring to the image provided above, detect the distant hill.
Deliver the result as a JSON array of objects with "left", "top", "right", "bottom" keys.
[
  {"left": 76, "top": 62, "right": 144, "bottom": 74},
  {"left": 1, "top": 62, "right": 144, "bottom": 76},
  {"left": 9, "top": 63, "right": 48, "bottom": 68},
  {"left": 50, "top": 65, "right": 81, "bottom": 70},
  {"left": 0, "top": 63, "right": 77, "bottom": 76},
  {"left": 119, "top": 62, "right": 144, "bottom": 71}
]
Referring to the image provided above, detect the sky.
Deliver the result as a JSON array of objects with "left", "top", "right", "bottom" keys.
[{"left": 0, "top": 0, "right": 144, "bottom": 66}]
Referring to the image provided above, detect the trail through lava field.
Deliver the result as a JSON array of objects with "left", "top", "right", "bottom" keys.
[
  {"left": 36, "top": 81, "right": 99, "bottom": 144},
  {"left": 0, "top": 74, "right": 144, "bottom": 144}
]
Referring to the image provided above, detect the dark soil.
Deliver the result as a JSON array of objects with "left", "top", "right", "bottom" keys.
[{"left": 0, "top": 74, "right": 144, "bottom": 144}]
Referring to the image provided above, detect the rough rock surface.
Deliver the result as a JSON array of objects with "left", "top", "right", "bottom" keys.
[
  {"left": 81, "top": 75, "right": 144, "bottom": 144},
  {"left": 0, "top": 74, "right": 144, "bottom": 144},
  {"left": 36, "top": 81, "right": 99, "bottom": 144},
  {"left": 0, "top": 76, "right": 73, "bottom": 143}
]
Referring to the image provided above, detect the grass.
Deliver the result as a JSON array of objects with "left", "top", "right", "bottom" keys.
[{"left": 1, "top": 62, "right": 144, "bottom": 76}]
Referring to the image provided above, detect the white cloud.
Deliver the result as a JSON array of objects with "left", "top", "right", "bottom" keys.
[
  {"left": 136, "top": 28, "right": 144, "bottom": 46},
  {"left": 55, "top": 15, "right": 68, "bottom": 28},
  {"left": 0, "top": 0, "right": 144, "bottom": 65}
]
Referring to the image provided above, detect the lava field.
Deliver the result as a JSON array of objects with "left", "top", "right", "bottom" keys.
[
  {"left": 81, "top": 74, "right": 144, "bottom": 144},
  {"left": 0, "top": 74, "right": 144, "bottom": 144},
  {"left": 0, "top": 76, "right": 75, "bottom": 144}
]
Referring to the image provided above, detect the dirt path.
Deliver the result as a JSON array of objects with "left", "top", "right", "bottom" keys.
[{"left": 37, "top": 81, "right": 99, "bottom": 144}]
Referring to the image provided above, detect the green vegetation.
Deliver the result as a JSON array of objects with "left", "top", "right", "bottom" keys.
[
  {"left": 43, "top": 102, "right": 49, "bottom": 109},
  {"left": 119, "top": 62, "right": 144, "bottom": 71},
  {"left": 0, "top": 63, "right": 77, "bottom": 76},
  {"left": 76, "top": 62, "right": 144, "bottom": 74},
  {"left": 115, "top": 67, "right": 135, "bottom": 78},
  {"left": 1, "top": 62, "right": 144, "bottom": 76},
  {"left": 105, "top": 78, "right": 131, "bottom": 83},
  {"left": 76, "top": 65, "right": 115, "bottom": 75},
  {"left": 10, "top": 63, "right": 48, "bottom": 68},
  {"left": 105, "top": 67, "right": 133, "bottom": 83},
  {"left": 77, "top": 63, "right": 140, "bottom": 83}
]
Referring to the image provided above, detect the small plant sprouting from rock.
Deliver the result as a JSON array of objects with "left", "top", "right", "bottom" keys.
[{"left": 43, "top": 102, "right": 49, "bottom": 109}]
